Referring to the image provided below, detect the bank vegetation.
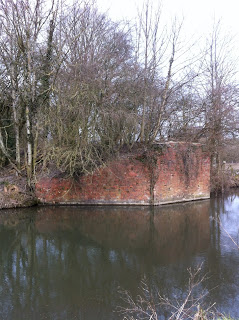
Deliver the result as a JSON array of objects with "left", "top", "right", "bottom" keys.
[{"left": 0, "top": 0, "right": 239, "bottom": 192}]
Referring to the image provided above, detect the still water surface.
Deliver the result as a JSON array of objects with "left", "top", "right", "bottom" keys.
[{"left": 0, "top": 191, "right": 239, "bottom": 319}]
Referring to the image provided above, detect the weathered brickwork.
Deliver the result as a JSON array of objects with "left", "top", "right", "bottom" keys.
[
  {"left": 36, "top": 142, "right": 210, "bottom": 205},
  {"left": 153, "top": 143, "right": 210, "bottom": 204}
]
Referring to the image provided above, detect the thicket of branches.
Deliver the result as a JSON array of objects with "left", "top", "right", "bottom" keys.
[{"left": 0, "top": 0, "right": 239, "bottom": 190}]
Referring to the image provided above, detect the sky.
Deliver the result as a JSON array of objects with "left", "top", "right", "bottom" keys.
[
  {"left": 96, "top": 0, "right": 239, "bottom": 40},
  {"left": 95, "top": 0, "right": 239, "bottom": 79}
]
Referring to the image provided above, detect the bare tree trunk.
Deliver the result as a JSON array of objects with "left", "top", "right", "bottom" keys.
[
  {"left": 0, "top": 128, "right": 21, "bottom": 173},
  {"left": 139, "top": 3, "right": 149, "bottom": 143},
  {"left": 11, "top": 64, "right": 21, "bottom": 169},
  {"left": 33, "top": 121, "right": 39, "bottom": 180},
  {"left": 150, "top": 51, "right": 174, "bottom": 142},
  {"left": 26, "top": 104, "right": 32, "bottom": 186},
  {"left": 0, "top": 128, "right": 10, "bottom": 158}
]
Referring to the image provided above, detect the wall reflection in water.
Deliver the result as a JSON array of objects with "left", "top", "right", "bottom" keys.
[{"left": 0, "top": 201, "right": 210, "bottom": 319}]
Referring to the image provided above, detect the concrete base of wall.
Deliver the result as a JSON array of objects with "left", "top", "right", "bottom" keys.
[{"left": 37, "top": 196, "right": 210, "bottom": 207}]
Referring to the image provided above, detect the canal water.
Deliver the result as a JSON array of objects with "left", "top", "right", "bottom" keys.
[{"left": 0, "top": 191, "right": 239, "bottom": 319}]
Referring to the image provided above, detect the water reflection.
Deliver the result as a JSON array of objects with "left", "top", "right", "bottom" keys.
[
  {"left": 0, "top": 193, "right": 238, "bottom": 319},
  {"left": 206, "top": 192, "right": 239, "bottom": 316}
]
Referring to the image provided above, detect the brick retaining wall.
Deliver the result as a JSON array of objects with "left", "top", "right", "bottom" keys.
[{"left": 36, "top": 142, "right": 210, "bottom": 205}]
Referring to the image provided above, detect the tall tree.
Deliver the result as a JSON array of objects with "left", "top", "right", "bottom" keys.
[
  {"left": 0, "top": 0, "right": 56, "bottom": 185},
  {"left": 201, "top": 22, "right": 239, "bottom": 191}
]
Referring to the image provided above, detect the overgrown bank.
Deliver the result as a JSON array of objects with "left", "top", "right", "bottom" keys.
[
  {"left": 1, "top": 144, "right": 239, "bottom": 210},
  {"left": 35, "top": 142, "right": 211, "bottom": 206},
  {"left": 0, "top": 0, "right": 238, "bottom": 194},
  {"left": 0, "top": 167, "right": 37, "bottom": 209}
]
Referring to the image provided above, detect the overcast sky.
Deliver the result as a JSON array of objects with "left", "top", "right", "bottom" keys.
[{"left": 96, "top": 0, "right": 239, "bottom": 39}]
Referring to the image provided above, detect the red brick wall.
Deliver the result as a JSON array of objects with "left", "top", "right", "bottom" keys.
[
  {"left": 35, "top": 142, "right": 210, "bottom": 205},
  {"left": 153, "top": 142, "right": 210, "bottom": 204}
]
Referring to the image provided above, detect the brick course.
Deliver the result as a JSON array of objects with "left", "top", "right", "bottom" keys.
[{"left": 36, "top": 142, "right": 210, "bottom": 205}]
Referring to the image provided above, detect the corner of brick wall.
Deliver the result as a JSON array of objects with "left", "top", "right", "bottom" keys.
[{"left": 153, "top": 142, "right": 210, "bottom": 204}]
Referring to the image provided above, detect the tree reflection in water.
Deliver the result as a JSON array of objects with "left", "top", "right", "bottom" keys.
[{"left": 2, "top": 195, "right": 238, "bottom": 319}]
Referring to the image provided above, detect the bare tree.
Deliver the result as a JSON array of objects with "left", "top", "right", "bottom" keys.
[
  {"left": 118, "top": 265, "right": 215, "bottom": 319},
  {"left": 0, "top": 0, "right": 56, "bottom": 185},
  {"left": 200, "top": 21, "right": 239, "bottom": 192},
  {"left": 0, "top": 0, "right": 23, "bottom": 169},
  {"left": 134, "top": 0, "right": 200, "bottom": 144},
  {"left": 43, "top": 1, "right": 138, "bottom": 176}
]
